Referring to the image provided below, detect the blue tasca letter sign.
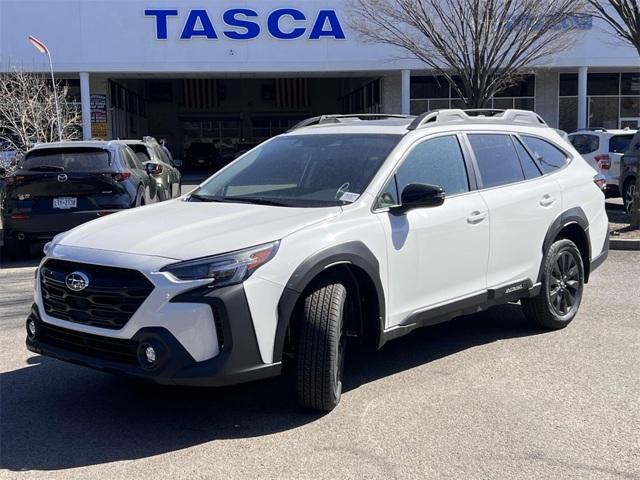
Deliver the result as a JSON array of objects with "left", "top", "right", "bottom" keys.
[{"left": 144, "top": 8, "right": 346, "bottom": 40}]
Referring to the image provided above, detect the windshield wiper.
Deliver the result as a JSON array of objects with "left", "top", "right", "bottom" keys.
[
  {"left": 188, "top": 193, "right": 225, "bottom": 202},
  {"left": 28, "top": 165, "right": 65, "bottom": 172},
  {"left": 189, "top": 193, "right": 292, "bottom": 207},
  {"left": 220, "top": 197, "right": 292, "bottom": 207}
]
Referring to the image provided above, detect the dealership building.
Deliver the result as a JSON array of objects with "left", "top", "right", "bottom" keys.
[{"left": 1, "top": 0, "right": 639, "bottom": 158}]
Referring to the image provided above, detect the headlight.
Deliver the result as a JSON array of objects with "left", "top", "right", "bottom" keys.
[{"left": 161, "top": 241, "right": 280, "bottom": 286}]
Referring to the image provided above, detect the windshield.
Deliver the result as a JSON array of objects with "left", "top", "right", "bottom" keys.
[
  {"left": 191, "top": 134, "right": 401, "bottom": 207},
  {"left": 22, "top": 148, "right": 111, "bottom": 172}
]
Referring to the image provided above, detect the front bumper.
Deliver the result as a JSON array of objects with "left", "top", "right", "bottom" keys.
[{"left": 27, "top": 281, "right": 281, "bottom": 386}]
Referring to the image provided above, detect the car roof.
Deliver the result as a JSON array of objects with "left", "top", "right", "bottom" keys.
[
  {"left": 29, "top": 140, "right": 124, "bottom": 151},
  {"left": 570, "top": 129, "right": 636, "bottom": 136}
]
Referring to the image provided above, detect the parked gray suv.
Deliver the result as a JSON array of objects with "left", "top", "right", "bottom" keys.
[{"left": 620, "top": 132, "right": 640, "bottom": 213}]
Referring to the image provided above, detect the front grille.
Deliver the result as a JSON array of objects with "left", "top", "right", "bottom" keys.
[
  {"left": 38, "top": 321, "right": 139, "bottom": 365},
  {"left": 40, "top": 259, "right": 154, "bottom": 330}
]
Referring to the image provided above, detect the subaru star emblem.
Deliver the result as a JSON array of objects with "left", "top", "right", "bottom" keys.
[
  {"left": 57, "top": 173, "right": 68, "bottom": 182},
  {"left": 65, "top": 271, "right": 90, "bottom": 292}
]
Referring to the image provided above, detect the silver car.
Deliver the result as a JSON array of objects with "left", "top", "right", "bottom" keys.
[{"left": 123, "top": 137, "right": 182, "bottom": 201}]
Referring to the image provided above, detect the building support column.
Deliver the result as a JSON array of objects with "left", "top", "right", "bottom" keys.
[
  {"left": 401, "top": 69, "right": 411, "bottom": 115},
  {"left": 80, "top": 72, "right": 92, "bottom": 140},
  {"left": 577, "top": 66, "right": 588, "bottom": 130}
]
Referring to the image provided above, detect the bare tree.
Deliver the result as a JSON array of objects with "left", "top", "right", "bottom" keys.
[
  {"left": 349, "top": 0, "right": 589, "bottom": 108},
  {"left": 0, "top": 68, "right": 81, "bottom": 158},
  {"left": 588, "top": 0, "right": 640, "bottom": 227}
]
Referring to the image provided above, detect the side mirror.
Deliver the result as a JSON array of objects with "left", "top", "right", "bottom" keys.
[
  {"left": 172, "top": 159, "right": 183, "bottom": 168},
  {"left": 390, "top": 183, "right": 445, "bottom": 215},
  {"left": 145, "top": 163, "right": 163, "bottom": 175}
]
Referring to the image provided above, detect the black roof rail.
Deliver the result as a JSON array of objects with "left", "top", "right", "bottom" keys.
[{"left": 287, "top": 114, "right": 414, "bottom": 132}]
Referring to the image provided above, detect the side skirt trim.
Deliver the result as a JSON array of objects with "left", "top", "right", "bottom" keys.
[{"left": 380, "top": 280, "right": 539, "bottom": 345}]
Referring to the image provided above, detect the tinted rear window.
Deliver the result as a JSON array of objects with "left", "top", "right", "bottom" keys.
[
  {"left": 22, "top": 148, "right": 110, "bottom": 172},
  {"left": 609, "top": 135, "right": 634, "bottom": 154},
  {"left": 569, "top": 134, "right": 599, "bottom": 154}
]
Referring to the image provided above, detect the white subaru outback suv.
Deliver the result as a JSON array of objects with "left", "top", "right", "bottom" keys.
[{"left": 26, "top": 109, "right": 609, "bottom": 411}]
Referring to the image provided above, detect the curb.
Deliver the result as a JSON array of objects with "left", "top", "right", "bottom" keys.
[{"left": 609, "top": 237, "right": 640, "bottom": 251}]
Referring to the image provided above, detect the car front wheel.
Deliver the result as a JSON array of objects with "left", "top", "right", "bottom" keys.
[
  {"left": 296, "top": 280, "right": 348, "bottom": 412},
  {"left": 522, "top": 238, "right": 584, "bottom": 330}
]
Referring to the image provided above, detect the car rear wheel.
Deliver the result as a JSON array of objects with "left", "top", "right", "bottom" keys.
[
  {"left": 623, "top": 179, "right": 636, "bottom": 214},
  {"left": 296, "top": 280, "right": 348, "bottom": 412},
  {"left": 522, "top": 238, "right": 584, "bottom": 330}
]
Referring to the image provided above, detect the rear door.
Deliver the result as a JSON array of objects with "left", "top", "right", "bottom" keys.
[
  {"left": 466, "top": 133, "right": 563, "bottom": 288},
  {"left": 10, "top": 147, "right": 118, "bottom": 214}
]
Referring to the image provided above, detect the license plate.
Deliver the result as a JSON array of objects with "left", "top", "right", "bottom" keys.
[
  {"left": 197, "top": 159, "right": 205, "bottom": 164},
  {"left": 53, "top": 197, "right": 77, "bottom": 209}
]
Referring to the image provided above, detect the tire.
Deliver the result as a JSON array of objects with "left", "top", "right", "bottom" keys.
[
  {"left": 622, "top": 178, "right": 636, "bottom": 215},
  {"left": 134, "top": 188, "right": 144, "bottom": 208},
  {"left": 296, "top": 281, "right": 348, "bottom": 412},
  {"left": 522, "top": 238, "right": 584, "bottom": 330}
]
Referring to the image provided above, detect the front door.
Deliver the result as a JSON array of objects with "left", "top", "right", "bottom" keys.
[{"left": 376, "top": 134, "right": 490, "bottom": 328}]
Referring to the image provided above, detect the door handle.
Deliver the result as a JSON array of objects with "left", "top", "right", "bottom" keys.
[
  {"left": 467, "top": 211, "right": 487, "bottom": 224},
  {"left": 539, "top": 194, "right": 556, "bottom": 207}
]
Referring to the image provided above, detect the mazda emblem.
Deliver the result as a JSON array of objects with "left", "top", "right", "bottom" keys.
[
  {"left": 57, "top": 173, "right": 68, "bottom": 182},
  {"left": 65, "top": 271, "right": 90, "bottom": 292}
]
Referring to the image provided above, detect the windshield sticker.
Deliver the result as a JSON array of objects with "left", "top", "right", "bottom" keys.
[{"left": 339, "top": 192, "right": 360, "bottom": 203}]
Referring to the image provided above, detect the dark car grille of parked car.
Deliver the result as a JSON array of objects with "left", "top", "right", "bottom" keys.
[
  {"left": 40, "top": 259, "right": 154, "bottom": 330},
  {"left": 38, "top": 321, "right": 139, "bottom": 365}
]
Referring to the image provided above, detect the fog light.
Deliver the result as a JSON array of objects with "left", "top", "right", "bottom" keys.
[
  {"left": 145, "top": 346, "right": 157, "bottom": 364},
  {"left": 27, "top": 319, "right": 37, "bottom": 340}
]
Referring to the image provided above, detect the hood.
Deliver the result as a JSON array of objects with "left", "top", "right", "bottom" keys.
[{"left": 57, "top": 199, "right": 342, "bottom": 260}]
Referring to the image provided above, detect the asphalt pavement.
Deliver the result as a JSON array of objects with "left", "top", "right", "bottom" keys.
[
  {"left": 0, "top": 241, "right": 638, "bottom": 479},
  {"left": 0, "top": 175, "right": 638, "bottom": 478}
]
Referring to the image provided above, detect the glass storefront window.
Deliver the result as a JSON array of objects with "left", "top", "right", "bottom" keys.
[
  {"left": 410, "top": 76, "right": 449, "bottom": 99},
  {"left": 560, "top": 74, "right": 578, "bottom": 97},
  {"left": 621, "top": 96, "right": 640, "bottom": 117},
  {"left": 621, "top": 73, "right": 640, "bottom": 96},
  {"left": 559, "top": 97, "right": 578, "bottom": 132},
  {"left": 588, "top": 73, "right": 620, "bottom": 96},
  {"left": 589, "top": 96, "right": 619, "bottom": 129},
  {"left": 410, "top": 75, "right": 535, "bottom": 113}
]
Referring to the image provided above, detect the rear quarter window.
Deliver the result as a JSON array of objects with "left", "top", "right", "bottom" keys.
[
  {"left": 22, "top": 148, "right": 111, "bottom": 172},
  {"left": 608, "top": 135, "right": 634, "bottom": 154},
  {"left": 522, "top": 136, "right": 569, "bottom": 174}
]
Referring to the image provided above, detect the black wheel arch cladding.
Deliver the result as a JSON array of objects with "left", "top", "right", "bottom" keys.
[
  {"left": 539, "top": 206, "right": 593, "bottom": 283},
  {"left": 274, "top": 241, "right": 386, "bottom": 362}
]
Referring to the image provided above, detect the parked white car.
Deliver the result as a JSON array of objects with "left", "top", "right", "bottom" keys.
[
  {"left": 568, "top": 128, "right": 636, "bottom": 197},
  {"left": 27, "top": 110, "right": 609, "bottom": 411}
]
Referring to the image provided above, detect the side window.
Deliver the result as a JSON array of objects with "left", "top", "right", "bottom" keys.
[
  {"left": 467, "top": 134, "right": 524, "bottom": 188},
  {"left": 522, "top": 136, "right": 569, "bottom": 174},
  {"left": 123, "top": 148, "right": 142, "bottom": 170},
  {"left": 153, "top": 145, "right": 170, "bottom": 164},
  {"left": 570, "top": 134, "right": 599, "bottom": 155},
  {"left": 377, "top": 135, "right": 469, "bottom": 209},
  {"left": 512, "top": 136, "right": 542, "bottom": 179}
]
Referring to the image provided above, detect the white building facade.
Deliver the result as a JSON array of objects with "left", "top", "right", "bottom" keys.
[{"left": 1, "top": 0, "right": 639, "bottom": 157}]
